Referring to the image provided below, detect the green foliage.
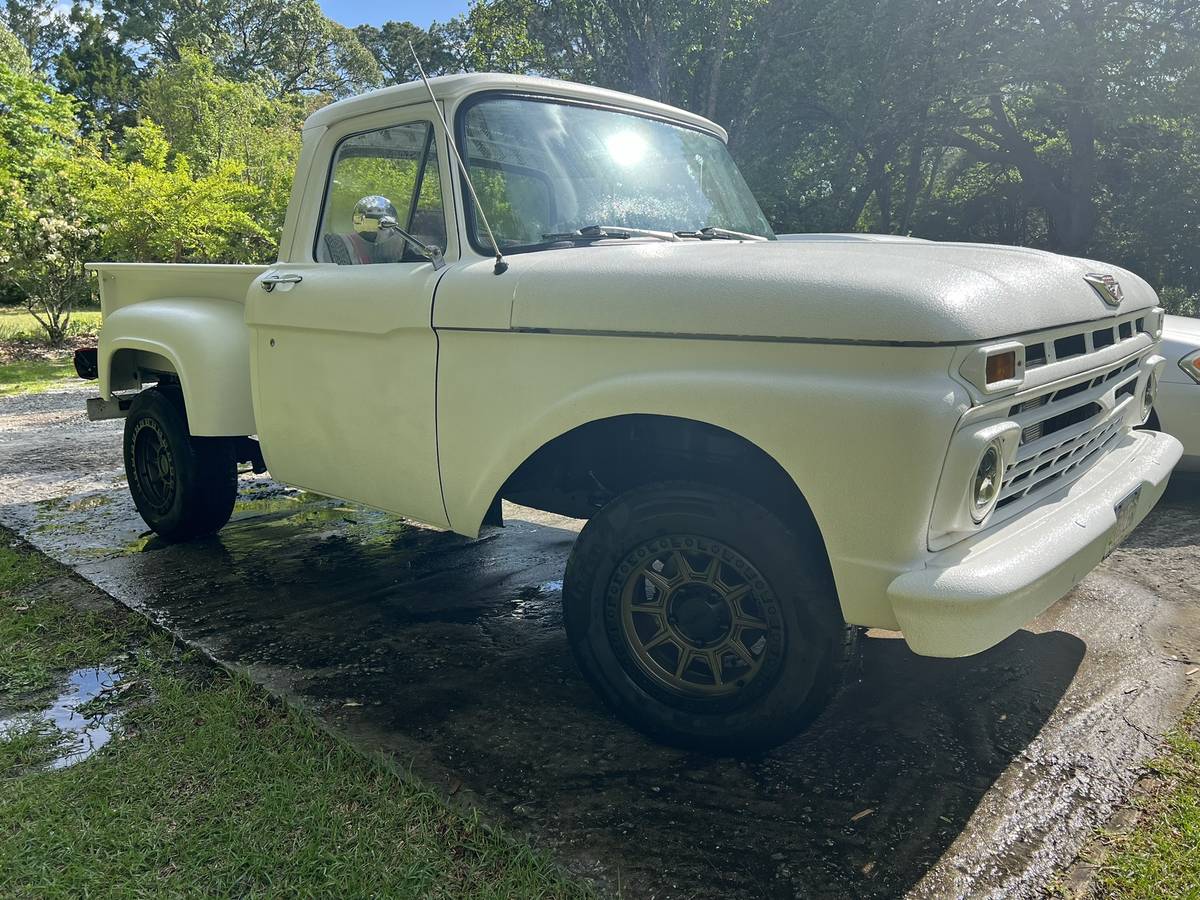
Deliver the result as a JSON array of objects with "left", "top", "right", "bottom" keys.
[
  {"left": 353, "top": 19, "right": 462, "bottom": 83},
  {"left": 0, "top": 307, "right": 100, "bottom": 342},
  {"left": 54, "top": 3, "right": 140, "bottom": 132},
  {"left": 139, "top": 50, "right": 304, "bottom": 240},
  {"left": 0, "top": 0, "right": 1197, "bottom": 333},
  {"left": 0, "top": 20, "right": 29, "bottom": 73},
  {"left": 82, "top": 127, "right": 276, "bottom": 263},
  {"left": 0, "top": 61, "right": 76, "bottom": 182},
  {"left": 1, "top": 0, "right": 66, "bottom": 71},
  {"left": 447, "top": 0, "right": 1200, "bottom": 310},
  {"left": 102, "top": 0, "right": 381, "bottom": 99},
  {"left": 0, "top": 63, "right": 98, "bottom": 344}
]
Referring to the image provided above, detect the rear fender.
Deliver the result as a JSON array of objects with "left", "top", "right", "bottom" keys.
[{"left": 100, "top": 298, "right": 255, "bottom": 437}]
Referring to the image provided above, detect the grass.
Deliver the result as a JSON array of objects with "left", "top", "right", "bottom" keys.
[
  {"left": 0, "top": 358, "right": 77, "bottom": 396},
  {"left": 0, "top": 535, "right": 593, "bottom": 899},
  {"left": 1085, "top": 705, "right": 1200, "bottom": 897},
  {"left": 0, "top": 307, "right": 101, "bottom": 343},
  {"left": 0, "top": 306, "right": 100, "bottom": 395}
]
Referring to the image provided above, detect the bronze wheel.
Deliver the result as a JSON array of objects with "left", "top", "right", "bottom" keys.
[
  {"left": 617, "top": 536, "right": 781, "bottom": 699},
  {"left": 564, "top": 481, "right": 855, "bottom": 753}
]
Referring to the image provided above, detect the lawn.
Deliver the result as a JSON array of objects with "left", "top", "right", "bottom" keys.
[
  {"left": 0, "top": 534, "right": 591, "bottom": 899},
  {"left": 0, "top": 307, "right": 102, "bottom": 343},
  {"left": 0, "top": 306, "right": 101, "bottom": 396},
  {"left": 0, "top": 358, "right": 76, "bottom": 396}
]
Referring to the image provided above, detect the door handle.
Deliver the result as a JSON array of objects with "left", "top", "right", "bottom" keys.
[{"left": 260, "top": 273, "right": 303, "bottom": 292}]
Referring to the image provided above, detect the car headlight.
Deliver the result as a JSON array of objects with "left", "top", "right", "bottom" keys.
[
  {"left": 1180, "top": 349, "right": 1200, "bottom": 385},
  {"left": 971, "top": 441, "right": 1005, "bottom": 523},
  {"left": 1141, "top": 373, "right": 1158, "bottom": 423}
]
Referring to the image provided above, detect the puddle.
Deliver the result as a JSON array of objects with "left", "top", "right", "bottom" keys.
[{"left": 1, "top": 666, "right": 123, "bottom": 769}]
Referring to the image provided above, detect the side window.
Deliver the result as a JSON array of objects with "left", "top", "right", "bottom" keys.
[{"left": 316, "top": 121, "right": 447, "bottom": 265}]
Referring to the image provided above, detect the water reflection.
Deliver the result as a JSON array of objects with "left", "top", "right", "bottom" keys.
[{"left": 1, "top": 666, "right": 123, "bottom": 769}]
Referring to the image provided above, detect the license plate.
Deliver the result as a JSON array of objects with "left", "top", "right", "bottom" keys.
[{"left": 1104, "top": 486, "right": 1143, "bottom": 558}]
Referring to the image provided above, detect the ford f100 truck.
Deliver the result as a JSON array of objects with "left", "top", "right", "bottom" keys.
[{"left": 82, "top": 73, "right": 1182, "bottom": 752}]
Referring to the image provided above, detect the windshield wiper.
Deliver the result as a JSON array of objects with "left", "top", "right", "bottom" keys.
[
  {"left": 541, "top": 224, "right": 681, "bottom": 243},
  {"left": 675, "top": 226, "right": 769, "bottom": 242}
]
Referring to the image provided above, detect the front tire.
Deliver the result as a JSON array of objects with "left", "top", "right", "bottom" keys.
[
  {"left": 563, "top": 481, "right": 855, "bottom": 754},
  {"left": 123, "top": 386, "right": 237, "bottom": 542}
]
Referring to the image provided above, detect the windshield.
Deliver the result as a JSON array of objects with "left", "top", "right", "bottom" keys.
[{"left": 459, "top": 95, "right": 774, "bottom": 252}]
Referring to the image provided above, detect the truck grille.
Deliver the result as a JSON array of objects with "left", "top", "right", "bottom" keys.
[
  {"left": 1022, "top": 312, "right": 1152, "bottom": 369},
  {"left": 996, "top": 356, "right": 1141, "bottom": 511}
]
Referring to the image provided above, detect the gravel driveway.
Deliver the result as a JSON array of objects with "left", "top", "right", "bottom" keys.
[{"left": 2, "top": 383, "right": 1198, "bottom": 898}]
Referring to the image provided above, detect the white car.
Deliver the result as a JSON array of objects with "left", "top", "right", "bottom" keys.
[
  {"left": 1152, "top": 314, "right": 1200, "bottom": 470},
  {"left": 77, "top": 73, "right": 1182, "bottom": 751}
]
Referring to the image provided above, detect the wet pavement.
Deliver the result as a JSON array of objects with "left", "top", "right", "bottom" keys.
[{"left": 2, "top": 385, "right": 1199, "bottom": 898}]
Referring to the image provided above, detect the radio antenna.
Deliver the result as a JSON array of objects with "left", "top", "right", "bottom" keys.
[{"left": 408, "top": 43, "right": 508, "bottom": 275}]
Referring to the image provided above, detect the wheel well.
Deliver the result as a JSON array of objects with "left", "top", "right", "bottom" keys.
[
  {"left": 108, "top": 347, "right": 180, "bottom": 393},
  {"left": 499, "top": 415, "right": 822, "bottom": 539}
]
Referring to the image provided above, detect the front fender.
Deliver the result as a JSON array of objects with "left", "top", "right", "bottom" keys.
[
  {"left": 100, "top": 298, "right": 255, "bottom": 437},
  {"left": 435, "top": 331, "right": 966, "bottom": 628}
]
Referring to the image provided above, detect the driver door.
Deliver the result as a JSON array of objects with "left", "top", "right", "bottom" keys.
[{"left": 245, "top": 112, "right": 452, "bottom": 528}]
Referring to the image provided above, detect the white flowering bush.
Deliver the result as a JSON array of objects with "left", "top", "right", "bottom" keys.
[{"left": 0, "top": 186, "right": 102, "bottom": 346}]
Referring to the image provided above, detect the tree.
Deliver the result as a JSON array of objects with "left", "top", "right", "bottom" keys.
[
  {"left": 1, "top": 0, "right": 66, "bottom": 71},
  {"left": 3, "top": 202, "right": 101, "bottom": 345},
  {"left": 0, "top": 20, "right": 30, "bottom": 74},
  {"left": 222, "top": 0, "right": 382, "bottom": 96},
  {"left": 85, "top": 123, "right": 276, "bottom": 264},
  {"left": 54, "top": 4, "right": 140, "bottom": 132},
  {"left": 354, "top": 20, "right": 461, "bottom": 84},
  {"left": 947, "top": 0, "right": 1200, "bottom": 254},
  {"left": 0, "top": 62, "right": 99, "bottom": 343},
  {"left": 102, "top": 0, "right": 381, "bottom": 98},
  {"left": 139, "top": 50, "right": 304, "bottom": 242}
]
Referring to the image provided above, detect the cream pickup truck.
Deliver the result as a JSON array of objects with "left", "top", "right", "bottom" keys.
[{"left": 82, "top": 73, "right": 1182, "bottom": 752}]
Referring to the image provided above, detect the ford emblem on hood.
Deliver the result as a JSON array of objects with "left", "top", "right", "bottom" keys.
[{"left": 1085, "top": 272, "right": 1124, "bottom": 307}]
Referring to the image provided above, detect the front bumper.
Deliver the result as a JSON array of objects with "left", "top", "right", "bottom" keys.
[{"left": 888, "top": 429, "right": 1182, "bottom": 657}]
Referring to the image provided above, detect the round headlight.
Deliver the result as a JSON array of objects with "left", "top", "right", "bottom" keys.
[
  {"left": 972, "top": 442, "right": 1004, "bottom": 522},
  {"left": 1142, "top": 373, "right": 1158, "bottom": 423}
]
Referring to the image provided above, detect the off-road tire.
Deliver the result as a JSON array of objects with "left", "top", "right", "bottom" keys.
[
  {"left": 123, "top": 385, "right": 237, "bottom": 542},
  {"left": 563, "top": 481, "right": 857, "bottom": 754}
]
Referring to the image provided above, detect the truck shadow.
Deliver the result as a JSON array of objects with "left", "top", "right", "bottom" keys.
[{"left": 49, "top": 497, "right": 1083, "bottom": 899}]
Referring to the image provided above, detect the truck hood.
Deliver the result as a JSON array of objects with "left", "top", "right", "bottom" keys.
[{"left": 508, "top": 240, "right": 1159, "bottom": 344}]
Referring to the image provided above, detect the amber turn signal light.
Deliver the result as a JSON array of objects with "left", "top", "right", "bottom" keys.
[{"left": 985, "top": 351, "right": 1017, "bottom": 385}]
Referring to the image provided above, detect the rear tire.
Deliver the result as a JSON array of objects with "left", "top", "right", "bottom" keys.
[
  {"left": 123, "top": 385, "right": 237, "bottom": 542},
  {"left": 563, "top": 481, "right": 856, "bottom": 754}
]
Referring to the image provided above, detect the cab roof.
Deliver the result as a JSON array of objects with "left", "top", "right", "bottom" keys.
[{"left": 302, "top": 72, "right": 728, "bottom": 141}]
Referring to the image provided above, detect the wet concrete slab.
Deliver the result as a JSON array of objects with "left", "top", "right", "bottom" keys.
[{"left": 2, "top": 385, "right": 1199, "bottom": 898}]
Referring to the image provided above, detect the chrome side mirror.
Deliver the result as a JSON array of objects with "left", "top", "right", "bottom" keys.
[
  {"left": 352, "top": 195, "right": 397, "bottom": 240},
  {"left": 377, "top": 215, "right": 446, "bottom": 270}
]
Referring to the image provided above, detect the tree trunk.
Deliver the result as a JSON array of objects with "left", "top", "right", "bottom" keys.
[
  {"left": 705, "top": 0, "right": 732, "bottom": 120},
  {"left": 958, "top": 94, "right": 1099, "bottom": 254}
]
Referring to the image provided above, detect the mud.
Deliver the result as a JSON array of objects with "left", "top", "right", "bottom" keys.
[{"left": 2, "top": 383, "right": 1198, "bottom": 898}]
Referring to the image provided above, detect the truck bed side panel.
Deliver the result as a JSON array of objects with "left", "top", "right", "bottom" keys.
[{"left": 90, "top": 263, "right": 267, "bottom": 436}]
